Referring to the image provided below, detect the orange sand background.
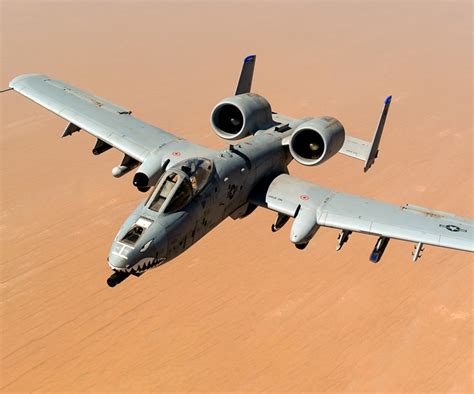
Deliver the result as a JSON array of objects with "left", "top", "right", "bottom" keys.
[{"left": 1, "top": 1, "right": 472, "bottom": 391}]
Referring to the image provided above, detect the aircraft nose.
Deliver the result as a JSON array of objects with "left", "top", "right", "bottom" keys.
[
  {"left": 107, "top": 248, "right": 130, "bottom": 271},
  {"left": 108, "top": 220, "right": 168, "bottom": 275}
]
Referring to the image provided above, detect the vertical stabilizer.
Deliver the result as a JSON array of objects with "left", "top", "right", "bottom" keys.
[
  {"left": 235, "top": 55, "right": 256, "bottom": 95},
  {"left": 364, "top": 95, "right": 392, "bottom": 172}
]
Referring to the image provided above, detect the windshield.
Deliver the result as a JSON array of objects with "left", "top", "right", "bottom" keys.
[
  {"left": 146, "top": 158, "right": 214, "bottom": 214},
  {"left": 149, "top": 173, "right": 179, "bottom": 212},
  {"left": 121, "top": 225, "right": 144, "bottom": 245},
  {"left": 120, "top": 217, "right": 153, "bottom": 246},
  {"left": 148, "top": 171, "right": 193, "bottom": 214},
  {"left": 164, "top": 178, "right": 193, "bottom": 213}
]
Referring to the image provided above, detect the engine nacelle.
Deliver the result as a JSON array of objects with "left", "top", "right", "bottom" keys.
[
  {"left": 210, "top": 93, "right": 273, "bottom": 140},
  {"left": 133, "top": 154, "right": 167, "bottom": 191},
  {"left": 289, "top": 117, "right": 345, "bottom": 166}
]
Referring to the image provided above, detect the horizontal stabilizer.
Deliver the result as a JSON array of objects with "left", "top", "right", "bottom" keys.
[
  {"left": 339, "top": 135, "right": 371, "bottom": 161},
  {"left": 339, "top": 95, "right": 392, "bottom": 171}
]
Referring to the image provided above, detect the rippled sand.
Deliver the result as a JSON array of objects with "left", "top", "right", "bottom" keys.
[{"left": 1, "top": 1, "right": 472, "bottom": 391}]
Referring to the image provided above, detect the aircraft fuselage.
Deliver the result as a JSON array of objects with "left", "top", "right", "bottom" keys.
[{"left": 107, "top": 116, "right": 296, "bottom": 284}]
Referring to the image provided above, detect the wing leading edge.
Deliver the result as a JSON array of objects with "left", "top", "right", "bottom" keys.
[
  {"left": 255, "top": 174, "right": 473, "bottom": 258},
  {"left": 9, "top": 74, "right": 179, "bottom": 162}
]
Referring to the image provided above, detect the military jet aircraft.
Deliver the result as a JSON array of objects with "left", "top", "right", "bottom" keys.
[{"left": 7, "top": 55, "right": 473, "bottom": 287}]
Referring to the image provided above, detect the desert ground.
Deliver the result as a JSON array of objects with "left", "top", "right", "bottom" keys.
[{"left": 1, "top": 1, "right": 472, "bottom": 392}]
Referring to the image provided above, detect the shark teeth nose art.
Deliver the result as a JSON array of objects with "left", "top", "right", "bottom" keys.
[{"left": 126, "top": 257, "right": 166, "bottom": 274}]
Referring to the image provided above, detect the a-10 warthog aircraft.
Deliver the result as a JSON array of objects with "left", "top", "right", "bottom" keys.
[{"left": 7, "top": 55, "right": 473, "bottom": 287}]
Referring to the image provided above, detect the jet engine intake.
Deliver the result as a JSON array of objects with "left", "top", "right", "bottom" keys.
[
  {"left": 210, "top": 93, "right": 273, "bottom": 140},
  {"left": 289, "top": 117, "right": 345, "bottom": 166}
]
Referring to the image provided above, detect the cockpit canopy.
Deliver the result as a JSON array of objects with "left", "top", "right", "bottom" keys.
[{"left": 146, "top": 158, "right": 213, "bottom": 214}]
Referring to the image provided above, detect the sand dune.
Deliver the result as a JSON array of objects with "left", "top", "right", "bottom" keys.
[{"left": 1, "top": 1, "right": 472, "bottom": 391}]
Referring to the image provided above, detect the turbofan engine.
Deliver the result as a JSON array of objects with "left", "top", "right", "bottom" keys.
[
  {"left": 288, "top": 117, "right": 345, "bottom": 166},
  {"left": 210, "top": 93, "right": 273, "bottom": 140}
]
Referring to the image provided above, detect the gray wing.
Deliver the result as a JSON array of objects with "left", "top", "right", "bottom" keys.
[
  {"left": 9, "top": 74, "right": 179, "bottom": 162},
  {"left": 256, "top": 174, "right": 473, "bottom": 253}
]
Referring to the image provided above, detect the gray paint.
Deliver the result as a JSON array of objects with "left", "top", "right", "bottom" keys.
[{"left": 8, "top": 58, "right": 473, "bottom": 286}]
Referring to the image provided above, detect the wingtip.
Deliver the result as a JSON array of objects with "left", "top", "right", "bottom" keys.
[
  {"left": 384, "top": 95, "right": 392, "bottom": 105},
  {"left": 244, "top": 54, "right": 256, "bottom": 63},
  {"left": 9, "top": 73, "right": 47, "bottom": 89}
]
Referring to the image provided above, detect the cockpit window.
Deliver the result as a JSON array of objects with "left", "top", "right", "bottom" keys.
[
  {"left": 164, "top": 177, "right": 193, "bottom": 213},
  {"left": 149, "top": 173, "right": 178, "bottom": 212},
  {"left": 148, "top": 172, "right": 193, "bottom": 214},
  {"left": 120, "top": 217, "right": 153, "bottom": 246},
  {"left": 121, "top": 225, "right": 144, "bottom": 245},
  {"left": 184, "top": 158, "right": 213, "bottom": 193},
  {"left": 146, "top": 158, "right": 214, "bottom": 214}
]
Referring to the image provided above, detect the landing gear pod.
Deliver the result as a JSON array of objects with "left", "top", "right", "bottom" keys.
[
  {"left": 295, "top": 242, "right": 309, "bottom": 250},
  {"left": 290, "top": 208, "right": 319, "bottom": 245},
  {"left": 112, "top": 155, "right": 139, "bottom": 178}
]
